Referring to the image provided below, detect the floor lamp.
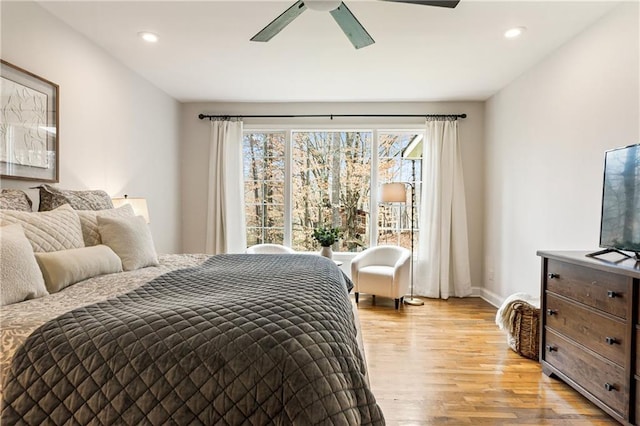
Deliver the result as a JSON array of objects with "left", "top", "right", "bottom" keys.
[{"left": 380, "top": 182, "right": 424, "bottom": 306}]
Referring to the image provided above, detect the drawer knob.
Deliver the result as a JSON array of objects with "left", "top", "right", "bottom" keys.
[
  {"left": 546, "top": 309, "right": 557, "bottom": 316},
  {"left": 546, "top": 345, "right": 557, "bottom": 352},
  {"left": 548, "top": 273, "right": 559, "bottom": 279},
  {"left": 607, "top": 291, "right": 618, "bottom": 298},
  {"left": 605, "top": 337, "right": 618, "bottom": 345},
  {"left": 604, "top": 383, "right": 616, "bottom": 392}
]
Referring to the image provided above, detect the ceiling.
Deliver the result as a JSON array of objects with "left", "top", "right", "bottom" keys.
[{"left": 38, "top": 0, "right": 620, "bottom": 103}]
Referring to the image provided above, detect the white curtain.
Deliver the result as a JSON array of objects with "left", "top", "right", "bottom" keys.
[
  {"left": 415, "top": 118, "right": 472, "bottom": 299},
  {"left": 205, "top": 119, "right": 246, "bottom": 254}
]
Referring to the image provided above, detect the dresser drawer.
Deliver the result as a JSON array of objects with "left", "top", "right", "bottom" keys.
[
  {"left": 636, "top": 380, "right": 640, "bottom": 424},
  {"left": 544, "top": 329, "right": 627, "bottom": 415},
  {"left": 546, "top": 259, "right": 630, "bottom": 319},
  {"left": 545, "top": 294, "right": 627, "bottom": 366},
  {"left": 636, "top": 327, "right": 640, "bottom": 376}
]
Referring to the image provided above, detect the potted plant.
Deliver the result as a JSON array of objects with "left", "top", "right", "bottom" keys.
[{"left": 312, "top": 226, "right": 341, "bottom": 259}]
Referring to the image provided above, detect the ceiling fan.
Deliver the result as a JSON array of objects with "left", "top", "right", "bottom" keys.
[{"left": 251, "top": 0, "right": 460, "bottom": 50}]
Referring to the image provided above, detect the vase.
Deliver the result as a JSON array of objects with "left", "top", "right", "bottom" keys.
[{"left": 320, "top": 246, "right": 333, "bottom": 259}]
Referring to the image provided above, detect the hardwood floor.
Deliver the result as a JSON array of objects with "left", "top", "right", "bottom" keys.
[{"left": 355, "top": 295, "right": 618, "bottom": 425}]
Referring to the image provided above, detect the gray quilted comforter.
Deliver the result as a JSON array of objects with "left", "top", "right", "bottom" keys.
[{"left": 2, "top": 254, "right": 384, "bottom": 425}]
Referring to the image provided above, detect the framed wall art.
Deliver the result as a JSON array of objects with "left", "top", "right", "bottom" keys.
[{"left": 1, "top": 60, "right": 59, "bottom": 182}]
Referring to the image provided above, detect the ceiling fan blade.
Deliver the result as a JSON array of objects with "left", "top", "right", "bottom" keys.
[
  {"left": 329, "top": 2, "right": 375, "bottom": 49},
  {"left": 379, "top": 0, "right": 460, "bottom": 8},
  {"left": 251, "top": 1, "right": 307, "bottom": 42}
]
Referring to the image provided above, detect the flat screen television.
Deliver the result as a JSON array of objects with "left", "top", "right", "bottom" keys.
[{"left": 589, "top": 143, "right": 640, "bottom": 260}]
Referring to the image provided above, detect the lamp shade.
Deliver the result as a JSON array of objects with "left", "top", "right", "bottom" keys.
[
  {"left": 112, "top": 196, "right": 150, "bottom": 223},
  {"left": 380, "top": 183, "right": 407, "bottom": 203}
]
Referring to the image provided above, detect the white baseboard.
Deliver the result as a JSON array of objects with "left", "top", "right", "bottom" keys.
[
  {"left": 478, "top": 288, "right": 503, "bottom": 308},
  {"left": 395, "top": 286, "right": 508, "bottom": 309},
  {"left": 469, "top": 286, "right": 483, "bottom": 297}
]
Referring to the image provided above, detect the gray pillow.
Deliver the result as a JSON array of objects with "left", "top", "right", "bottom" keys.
[
  {"left": 0, "top": 224, "right": 49, "bottom": 305},
  {"left": 0, "top": 189, "right": 33, "bottom": 211},
  {"left": 37, "top": 184, "right": 113, "bottom": 211}
]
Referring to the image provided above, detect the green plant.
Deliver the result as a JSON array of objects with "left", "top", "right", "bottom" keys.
[{"left": 312, "top": 226, "right": 342, "bottom": 247}]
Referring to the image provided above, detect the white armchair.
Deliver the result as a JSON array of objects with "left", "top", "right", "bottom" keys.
[
  {"left": 246, "top": 244, "right": 295, "bottom": 254},
  {"left": 350, "top": 245, "right": 411, "bottom": 309}
]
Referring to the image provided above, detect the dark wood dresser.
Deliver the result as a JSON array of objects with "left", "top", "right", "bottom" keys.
[{"left": 538, "top": 250, "right": 640, "bottom": 425}]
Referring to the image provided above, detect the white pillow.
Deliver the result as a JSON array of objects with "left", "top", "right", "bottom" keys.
[
  {"left": 0, "top": 224, "right": 49, "bottom": 305},
  {"left": 98, "top": 215, "right": 159, "bottom": 271},
  {"left": 76, "top": 204, "right": 135, "bottom": 247},
  {"left": 35, "top": 245, "right": 123, "bottom": 293},
  {"left": 0, "top": 204, "right": 84, "bottom": 252}
]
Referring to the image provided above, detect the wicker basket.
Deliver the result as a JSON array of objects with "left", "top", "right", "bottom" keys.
[{"left": 508, "top": 301, "right": 540, "bottom": 360}]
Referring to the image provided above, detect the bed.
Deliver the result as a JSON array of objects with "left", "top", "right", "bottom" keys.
[{"left": 0, "top": 188, "right": 384, "bottom": 425}]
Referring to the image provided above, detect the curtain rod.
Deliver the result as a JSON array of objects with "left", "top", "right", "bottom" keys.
[{"left": 198, "top": 113, "right": 467, "bottom": 120}]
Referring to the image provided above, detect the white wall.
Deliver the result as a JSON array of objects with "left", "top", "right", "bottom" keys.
[
  {"left": 484, "top": 3, "right": 639, "bottom": 306},
  {"left": 180, "top": 101, "right": 485, "bottom": 291},
  {"left": 1, "top": 1, "right": 182, "bottom": 253}
]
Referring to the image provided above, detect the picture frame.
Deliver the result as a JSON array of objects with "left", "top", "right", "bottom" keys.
[{"left": 1, "top": 60, "right": 59, "bottom": 182}]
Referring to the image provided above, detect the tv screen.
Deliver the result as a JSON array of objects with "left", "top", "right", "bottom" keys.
[{"left": 598, "top": 143, "right": 640, "bottom": 256}]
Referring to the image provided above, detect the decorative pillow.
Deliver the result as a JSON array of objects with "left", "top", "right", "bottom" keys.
[
  {"left": 98, "top": 215, "right": 159, "bottom": 271},
  {"left": 0, "top": 224, "right": 49, "bottom": 305},
  {"left": 37, "top": 184, "right": 113, "bottom": 211},
  {"left": 35, "top": 245, "right": 123, "bottom": 293},
  {"left": 0, "top": 189, "right": 33, "bottom": 211},
  {"left": 76, "top": 204, "right": 135, "bottom": 247},
  {"left": 0, "top": 204, "right": 85, "bottom": 252}
]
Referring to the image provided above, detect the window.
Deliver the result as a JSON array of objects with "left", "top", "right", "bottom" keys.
[
  {"left": 242, "top": 128, "right": 423, "bottom": 252},
  {"left": 377, "top": 132, "right": 423, "bottom": 249},
  {"left": 243, "top": 132, "right": 286, "bottom": 246},
  {"left": 291, "top": 131, "right": 372, "bottom": 252}
]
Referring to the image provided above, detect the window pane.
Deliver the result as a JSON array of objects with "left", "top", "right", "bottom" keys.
[
  {"left": 243, "top": 132, "right": 286, "bottom": 246},
  {"left": 246, "top": 227, "right": 285, "bottom": 246},
  {"left": 377, "top": 132, "right": 423, "bottom": 250},
  {"left": 291, "top": 131, "right": 371, "bottom": 252},
  {"left": 245, "top": 204, "right": 262, "bottom": 228}
]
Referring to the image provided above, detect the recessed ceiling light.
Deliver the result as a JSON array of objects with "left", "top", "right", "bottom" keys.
[
  {"left": 138, "top": 32, "right": 159, "bottom": 43},
  {"left": 504, "top": 27, "right": 526, "bottom": 39}
]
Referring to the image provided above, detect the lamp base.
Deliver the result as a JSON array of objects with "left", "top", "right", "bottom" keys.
[{"left": 404, "top": 297, "right": 424, "bottom": 306}]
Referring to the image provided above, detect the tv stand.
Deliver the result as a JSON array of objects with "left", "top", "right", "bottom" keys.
[{"left": 585, "top": 248, "right": 637, "bottom": 260}]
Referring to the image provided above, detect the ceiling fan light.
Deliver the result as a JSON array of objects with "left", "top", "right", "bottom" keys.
[{"left": 305, "top": 0, "right": 341, "bottom": 12}]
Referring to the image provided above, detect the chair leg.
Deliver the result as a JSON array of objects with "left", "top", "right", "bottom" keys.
[
  {"left": 394, "top": 298, "right": 400, "bottom": 310},
  {"left": 355, "top": 292, "right": 359, "bottom": 303}
]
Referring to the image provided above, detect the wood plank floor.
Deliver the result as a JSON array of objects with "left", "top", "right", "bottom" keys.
[{"left": 355, "top": 295, "right": 618, "bottom": 425}]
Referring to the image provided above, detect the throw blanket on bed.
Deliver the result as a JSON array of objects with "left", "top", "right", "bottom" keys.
[{"left": 2, "top": 254, "right": 384, "bottom": 425}]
